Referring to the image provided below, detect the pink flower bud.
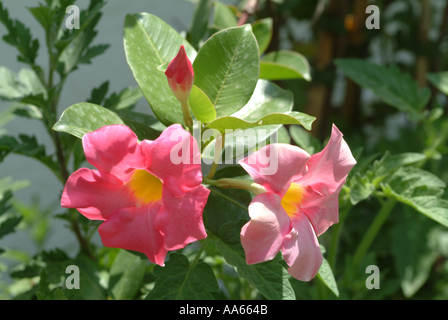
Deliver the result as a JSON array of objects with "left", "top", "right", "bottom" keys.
[{"left": 165, "top": 45, "right": 194, "bottom": 103}]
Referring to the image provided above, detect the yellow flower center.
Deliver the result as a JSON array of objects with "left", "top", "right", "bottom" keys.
[
  {"left": 127, "top": 170, "right": 163, "bottom": 205},
  {"left": 281, "top": 183, "right": 304, "bottom": 218}
]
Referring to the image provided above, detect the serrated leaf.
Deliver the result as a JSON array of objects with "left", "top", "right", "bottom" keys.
[
  {"left": 381, "top": 167, "right": 448, "bottom": 227},
  {"left": 335, "top": 59, "right": 430, "bottom": 120},
  {"left": 108, "top": 250, "right": 146, "bottom": 300},
  {"left": 260, "top": 50, "right": 311, "bottom": 81},
  {"left": 147, "top": 252, "right": 219, "bottom": 300},
  {"left": 193, "top": 25, "right": 260, "bottom": 118},
  {"left": 215, "top": 220, "right": 296, "bottom": 300},
  {"left": 123, "top": 13, "right": 197, "bottom": 126}
]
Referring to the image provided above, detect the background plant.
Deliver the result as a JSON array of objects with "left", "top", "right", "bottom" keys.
[{"left": 0, "top": 0, "right": 447, "bottom": 300}]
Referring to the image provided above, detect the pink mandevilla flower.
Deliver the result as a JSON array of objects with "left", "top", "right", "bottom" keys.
[
  {"left": 61, "top": 124, "right": 209, "bottom": 266},
  {"left": 239, "top": 124, "right": 356, "bottom": 281}
]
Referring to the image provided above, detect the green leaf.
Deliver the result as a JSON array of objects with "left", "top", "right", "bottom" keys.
[
  {"left": 0, "top": 67, "right": 47, "bottom": 100},
  {"left": 193, "top": 25, "right": 260, "bottom": 118},
  {"left": 391, "top": 208, "right": 438, "bottom": 297},
  {"left": 206, "top": 111, "right": 314, "bottom": 132},
  {"left": 0, "top": 134, "right": 59, "bottom": 178},
  {"left": 147, "top": 252, "right": 219, "bottom": 300},
  {"left": 70, "top": 254, "right": 107, "bottom": 300},
  {"left": 317, "top": 257, "right": 339, "bottom": 297},
  {"left": 381, "top": 167, "right": 448, "bottom": 227},
  {"left": 289, "top": 125, "right": 322, "bottom": 155},
  {"left": 260, "top": 50, "right": 311, "bottom": 81},
  {"left": 215, "top": 220, "right": 296, "bottom": 300},
  {"left": 123, "top": 13, "right": 197, "bottom": 126},
  {"left": 210, "top": 2, "right": 237, "bottom": 32},
  {"left": 53, "top": 102, "right": 161, "bottom": 141},
  {"left": 349, "top": 172, "right": 376, "bottom": 205},
  {"left": 0, "top": 2, "right": 40, "bottom": 65},
  {"left": 53, "top": 103, "right": 123, "bottom": 139},
  {"left": 189, "top": 85, "right": 216, "bottom": 123},
  {"left": 252, "top": 18, "right": 273, "bottom": 55},
  {"left": 188, "top": 0, "right": 212, "bottom": 49},
  {"left": 108, "top": 250, "right": 146, "bottom": 300},
  {"left": 335, "top": 59, "right": 431, "bottom": 120},
  {"left": 0, "top": 215, "right": 22, "bottom": 239},
  {"left": 203, "top": 166, "right": 251, "bottom": 242},
  {"left": 427, "top": 71, "right": 448, "bottom": 95}
]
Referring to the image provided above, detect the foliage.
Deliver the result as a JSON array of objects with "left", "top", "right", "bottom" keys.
[{"left": 0, "top": 0, "right": 447, "bottom": 301}]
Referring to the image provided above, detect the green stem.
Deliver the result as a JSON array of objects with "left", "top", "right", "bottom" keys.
[
  {"left": 205, "top": 134, "right": 225, "bottom": 180},
  {"left": 352, "top": 198, "right": 396, "bottom": 267},
  {"left": 327, "top": 203, "right": 351, "bottom": 271},
  {"left": 204, "top": 177, "right": 267, "bottom": 196},
  {"left": 180, "top": 100, "right": 193, "bottom": 133},
  {"left": 190, "top": 237, "right": 212, "bottom": 268}
]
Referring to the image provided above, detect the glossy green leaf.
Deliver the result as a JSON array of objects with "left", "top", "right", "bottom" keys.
[
  {"left": 210, "top": 1, "right": 237, "bottom": 32},
  {"left": 260, "top": 50, "right": 311, "bottom": 81},
  {"left": 108, "top": 250, "right": 146, "bottom": 300},
  {"left": 193, "top": 25, "right": 260, "bottom": 118},
  {"left": 427, "top": 71, "right": 448, "bottom": 96},
  {"left": 53, "top": 103, "right": 161, "bottom": 141},
  {"left": 53, "top": 102, "right": 125, "bottom": 139},
  {"left": 188, "top": 0, "right": 212, "bottom": 49},
  {"left": 123, "top": 13, "right": 197, "bottom": 126},
  {"left": 335, "top": 59, "right": 430, "bottom": 120},
  {"left": 189, "top": 85, "right": 216, "bottom": 123},
  {"left": 206, "top": 111, "right": 314, "bottom": 132},
  {"left": 215, "top": 220, "right": 296, "bottom": 300},
  {"left": 147, "top": 252, "right": 219, "bottom": 300},
  {"left": 252, "top": 18, "right": 272, "bottom": 55}
]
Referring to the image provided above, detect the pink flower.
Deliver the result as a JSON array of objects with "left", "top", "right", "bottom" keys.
[
  {"left": 165, "top": 45, "right": 194, "bottom": 103},
  {"left": 239, "top": 124, "right": 356, "bottom": 281},
  {"left": 61, "top": 124, "right": 209, "bottom": 266}
]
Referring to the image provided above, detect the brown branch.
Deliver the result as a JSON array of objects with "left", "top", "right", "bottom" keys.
[{"left": 238, "top": 0, "right": 259, "bottom": 26}]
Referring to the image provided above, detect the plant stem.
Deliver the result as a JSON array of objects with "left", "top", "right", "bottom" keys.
[
  {"left": 327, "top": 203, "right": 351, "bottom": 271},
  {"left": 352, "top": 198, "right": 396, "bottom": 267},
  {"left": 203, "top": 177, "right": 267, "bottom": 196},
  {"left": 190, "top": 237, "right": 211, "bottom": 268},
  {"left": 205, "top": 133, "right": 225, "bottom": 180},
  {"left": 180, "top": 100, "right": 193, "bottom": 133}
]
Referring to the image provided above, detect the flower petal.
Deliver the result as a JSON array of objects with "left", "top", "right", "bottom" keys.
[
  {"left": 297, "top": 124, "right": 356, "bottom": 194},
  {"left": 300, "top": 182, "right": 344, "bottom": 236},
  {"left": 83, "top": 124, "right": 147, "bottom": 182},
  {"left": 155, "top": 185, "right": 209, "bottom": 250},
  {"left": 239, "top": 144, "right": 310, "bottom": 196},
  {"left": 61, "top": 168, "right": 134, "bottom": 220},
  {"left": 143, "top": 124, "right": 202, "bottom": 195},
  {"left": 240, "top": 193, "right": 291, "bottom": 265},
  {"left": 98, "top": 205, "right": 167, "bottom": 266},
  {"left": 285, "top": 214, "right": 323, "bottom": 281}
]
